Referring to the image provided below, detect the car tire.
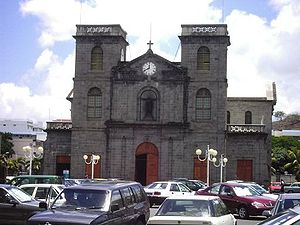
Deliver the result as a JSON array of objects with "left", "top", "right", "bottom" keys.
[{"left": 238, "top": 206, "right": 249, "bottom": 219}]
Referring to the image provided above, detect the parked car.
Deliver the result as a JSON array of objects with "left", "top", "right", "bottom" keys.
[
  {"left": 196, "top": 182, "right": 276, "bottom": 219},
  {"left": 0, "top": 184, "right": 46, "bottom": 225},
  {"left": 147, "top": 195, "right": 236, "bottom": 225},
  {"left": 263, "top": 193, "right": 300, "bottom": 217},
  {"left": 284, "top": 182, "right": 300, "bottom": 193},
  {"left": 268, "top": 181, "right": 282, "bottom": 193},
  {"left": 258, "top": 205, "right": 300, "bottom": 225},
  {"left": 7, "top": 175, "right": 64, "bottom": 187},
  {"left": 144, "top": 181, "right": 194, "bottom": 207},
  {"left": 27, "top": 180, "right": 150, "bottom": 225},
  {"left": 172, "top": 178, "right": 206, "bottom": 191},
  {"left": 20, "top": 183, "right": 65, "bottom": 203}
]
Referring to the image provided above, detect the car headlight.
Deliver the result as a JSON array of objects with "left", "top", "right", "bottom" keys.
[{"left": 251, "top": 201, "right": 264, "bottom": 207}]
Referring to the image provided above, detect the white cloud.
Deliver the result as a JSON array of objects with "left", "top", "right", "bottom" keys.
[{"left": 1, "top": 0, "right": 299, "bottom": 125}]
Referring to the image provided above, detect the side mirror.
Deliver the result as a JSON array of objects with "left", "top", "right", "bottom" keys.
[
  {"left": 227, "top": 192, "right": 233, "bottom": 196},
  {"left": 262, "top": 210, "right": 272, "bottom": 217},
  {"left": 111, "top": 204, "right": 119, "bottom": 212},
  {"left": 39, "top": 201, "right": 48, "bottom": 209},
  {"left": 9, "top": 199, "right": 19, "bottom": 205}
]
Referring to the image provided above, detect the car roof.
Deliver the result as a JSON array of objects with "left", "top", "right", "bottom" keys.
[
  {"left": 166, "top": 195, "right": 220, "bottom": 200},
  {"left": 0, "top": 184, "right": 15, "bottom": 188},
  {"left": 19, "top": 184, "right": 65, "bottom": 188},
  {"left": 64, "top": 180, "right": 141, "bottom": 191},
  {"left": 12, "top": 175, "right": 61, "bottom": 178},
  {"left": 278, "top": 193, "right": 300, "bottom": 199}
]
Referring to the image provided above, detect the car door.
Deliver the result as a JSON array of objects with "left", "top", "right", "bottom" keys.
[
  {"left": 219, "top": 185, "right": 239, "bottom": 213},
  {"left": 0, "top": 188, "right": 35, "bottom": 225},
  {"left": 103, "top": 190, "right": 129, "bottom": 225}
]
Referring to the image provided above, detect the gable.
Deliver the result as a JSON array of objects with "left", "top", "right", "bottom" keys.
[{"left": 112, "top": 49, "right": 187, "bottom": 83}]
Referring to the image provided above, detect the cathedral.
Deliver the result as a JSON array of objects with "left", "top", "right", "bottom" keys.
[{"left": 43, "top": 24, "right": 276, "bottom": 186}]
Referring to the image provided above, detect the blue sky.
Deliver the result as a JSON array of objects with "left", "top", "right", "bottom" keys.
[{"left": 0, "top": 0, "right": 299, "bottom": 124}]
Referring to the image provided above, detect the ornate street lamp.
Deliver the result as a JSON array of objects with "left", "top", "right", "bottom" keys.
[
  {"left": 212, "top": 154, "right": 228, "bottom": 183},
  {"left": 22, "top": 145, "right": 43, "bottom": 175},
  {"left": 195, "top": 145, "right": 218, "bottom": 186},
  {"left": 83, "top": 154, "right": 100, "bottom": 179}
]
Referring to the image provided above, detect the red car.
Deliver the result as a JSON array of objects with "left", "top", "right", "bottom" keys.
[
  {"left": 268, "top": 181, "right": 281, "bottom": 193},
  {"left": 196, "top": 182, "right": 275, "bottom": 219}
]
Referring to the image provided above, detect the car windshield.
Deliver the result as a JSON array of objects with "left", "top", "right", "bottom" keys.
[
  {"left": 8, "top": 186, "right": 33, "bottom": 202},
  {"left": 156, "top": 199, "right": 211, "bottom": 217},
  {"left": 250, "top": 184, "right": 267, "bottom": 194},
  {"left": 146, "top": 183, "right": 168, "bottom": 189},
  {"left": 233, "top": 186, "right": 259, "bottom": 196},
  {"left": 52, "top": 189, "right": 109, "bottom": 210}
]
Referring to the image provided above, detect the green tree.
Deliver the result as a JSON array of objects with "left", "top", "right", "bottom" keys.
[
  {"left": 272, "top": 136, "right": 300, "bottom": 180},
  {"left": 273, "top": 111, "right": 286, "bottom": 121},
  {"left": 0, "top": 132, "right": 15, "bottom": 156}
]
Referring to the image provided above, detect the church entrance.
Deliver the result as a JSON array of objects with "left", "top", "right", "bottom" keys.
[{"left": 135, "top": 142, "right": 158, "bottom": 186}]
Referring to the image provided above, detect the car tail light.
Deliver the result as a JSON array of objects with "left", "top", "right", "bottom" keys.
[{"left": 154, "top": 191, "right": 161, "bottom": 195}]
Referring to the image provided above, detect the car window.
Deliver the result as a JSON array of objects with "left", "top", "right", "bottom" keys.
[
  {"left": 147, "top": 183, "right": 168, "bottom": 189},
  {"left": 170, "top": 184, "right": 180, "bottom": 192},
  {"left": 35, "top": 187, "right": 49, "bottom": 199},
  {"left": 233, "top": 186, "right": 258, "bottom": 196},
  {"left": 53, "top": 189, "right": 107, "bottom": 209},
  {"left": 22, "top": 187, "right": 35, "bottom": 195},
  {"left": 0, "top": 189, "right": 12, "bottom": 203},
  {"left": 157, "top": 199, "right": 210, "bottom": 216},
  {"left": 178, "top": 184, "right": 191, "bottom": 192},
  {"left": 220, "top": 186, "right": 232, "bottom": 195},
  {"left": 212, "top": 198, "right": 230, "bottom": 217},
  {"left": 120, "top": 187, "right": 134, "bottom": 206},
  {"left": 111, "top": 190, "right": 124, "bottom": 210},
  {"left": 209, "top": 184, "right": 221, "bottom": 194},
  {"left": 131, "top": 185, "right": 146, "bottom": 202},
  {"left": 8, "top": 187, "right": 33, "bottom": 202}
]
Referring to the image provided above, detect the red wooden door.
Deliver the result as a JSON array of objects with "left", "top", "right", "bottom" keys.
[
  {"left": 237, "top": 160, "right": 253, "bottom": 181},
  {"left": 136, "top": 142, "right": 158, "bottom": 185},
  {"left": 84, "top": 155, "right": 101, "bottom": 179},
  {"left": 194, "top": 158, "right": 207, "bottom": 183}
]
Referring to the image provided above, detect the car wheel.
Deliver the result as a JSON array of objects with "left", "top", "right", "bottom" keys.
[{"left": 238, "top": 206, "right": 249, "bottom": 219}]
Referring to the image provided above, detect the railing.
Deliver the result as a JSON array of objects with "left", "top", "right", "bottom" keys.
[
  {"left": 46, "top": 121, "right": 72, "bottom": 130},
  {"left": 227, "top": 124, "right": 265, "bottom": 133}
]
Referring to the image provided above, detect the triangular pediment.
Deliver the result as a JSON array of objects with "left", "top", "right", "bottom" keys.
[{"left": 112, "top": 49, "right": 187, "bottom": 82}]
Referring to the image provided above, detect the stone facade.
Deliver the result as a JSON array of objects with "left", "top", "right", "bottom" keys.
[{"left": 43, "top": 24, "right": 276, "bottom": 186}]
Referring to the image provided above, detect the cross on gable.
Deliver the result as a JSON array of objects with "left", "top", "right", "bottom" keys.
[{"left": 147, "top": 40, "right": 153, "bottom": 50}]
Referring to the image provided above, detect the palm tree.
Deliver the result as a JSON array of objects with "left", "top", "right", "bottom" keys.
[{"left": 283, "top": 147, "right": 300, "bottom": 181}]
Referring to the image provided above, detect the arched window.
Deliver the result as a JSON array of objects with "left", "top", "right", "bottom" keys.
[
  {"left": 245, "top": 111, "right": 252, "bottom": 124},
  {"left": 87, "top": 87, "right": 102, "bottom": 118},
  {"left": 195, "top": 88, "right": 211, "bottom": 120},
  {"left": 91, "top": 46, "right": 103, "bottom": 70},
  {"left": 227, "top": 111, "right": 230, "bottom": 124},
  {"left": 197, "top": 46, "right": 210, "bottom": 71},
  {"left": 140, "top": 90, "right": 158, "bottom": 121}
]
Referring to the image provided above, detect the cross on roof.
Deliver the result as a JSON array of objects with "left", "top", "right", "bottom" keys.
[{"left": 147, "top": 40, "right": 153, "bottom": 50}]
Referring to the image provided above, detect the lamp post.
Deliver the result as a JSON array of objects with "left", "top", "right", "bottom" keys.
[
  {"left": 195, "top": 145, "right": 218, "bottom": 186},
  {"left": 83, "top": 154, "right": 100, "bottom": 179},
  {"left": 22, "top": 144, "right": 43, "bottom": 176},
  {"left": 212, "top": 154, "right": 228, "bottom": 183}
]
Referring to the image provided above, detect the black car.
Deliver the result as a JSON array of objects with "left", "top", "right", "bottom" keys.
[
  {"left": 27, "top": 180, "right": 150, "bottom": 225},
  {"left": 0, "top": 184, "right": 46, "bottom": 225}
]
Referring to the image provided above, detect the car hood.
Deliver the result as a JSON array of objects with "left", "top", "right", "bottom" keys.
[
  {"left": 237, "top": 195, "right": 275, "bottom": 203},
  {"left": 28, "top": 208, "right": 105, "bottom": 224}
]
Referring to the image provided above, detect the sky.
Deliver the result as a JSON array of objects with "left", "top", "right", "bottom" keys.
[{"left": 0, "top": 0, "right": 299, "bottom": 125}]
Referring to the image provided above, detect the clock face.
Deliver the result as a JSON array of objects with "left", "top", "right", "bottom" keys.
[{"left": 142, "top": 62, "right": 156, "bottom": 75}]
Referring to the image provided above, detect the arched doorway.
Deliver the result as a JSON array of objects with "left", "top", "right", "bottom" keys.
[{"left": 135, "top": 142, "right": 158, "bottom": 186}]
